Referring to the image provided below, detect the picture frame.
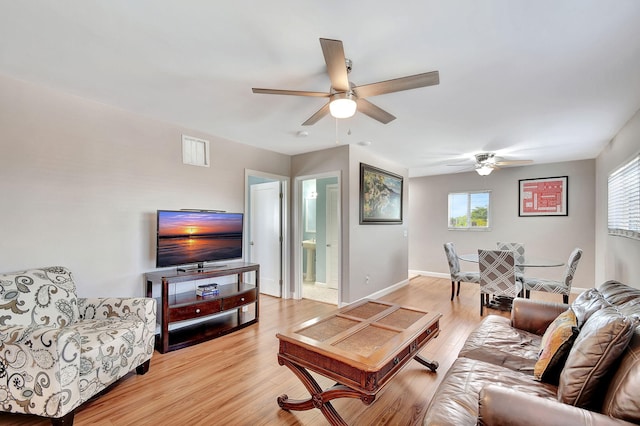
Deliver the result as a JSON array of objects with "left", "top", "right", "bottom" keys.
[
  {"left": 519, "top": 176, "right": 568, "bottom": 216},
  {"left": 360, "top": 163, "right": 403, "bottom": 224}
]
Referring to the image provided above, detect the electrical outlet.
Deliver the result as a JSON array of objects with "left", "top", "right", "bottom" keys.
[{"left": 365, "top": 275, "right": 370, "bottom": 285}]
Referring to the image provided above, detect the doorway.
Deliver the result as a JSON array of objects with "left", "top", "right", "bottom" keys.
[
  {"left": 296, "top": 174, "right": 340, "bottom": 305},
  {"left": 245, "top": 170, "right": 289, "bottom": 298}
]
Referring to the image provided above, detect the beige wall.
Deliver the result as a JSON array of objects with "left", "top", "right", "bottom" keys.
[
  {"left": 408, "top": 159, "right": 596, "bottom": 290},
  {"left": 347, "top": 146, "right": 409, "bottom": 302},
  {"left": 0, "top": 74, "right": 290, "bottom": 297},
  {"left": 291, "top": 145, "right": 409, "bottom": 304},
  {"left": 3, "top": 70, "right": 635, "bottom": 301},
  {"left": 291, "top": 145, "right": 349, "bottom": 301},
  {"left": 595, "top": 108, "right": 640, "bottom": 287}
]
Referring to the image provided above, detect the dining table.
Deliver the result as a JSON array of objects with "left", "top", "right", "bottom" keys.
[
  {"left": 458, "top": 252, "right": 564, "bottom": 312},
  {"left": 457, "top": 253, "right": 564, "bottom": 268}
]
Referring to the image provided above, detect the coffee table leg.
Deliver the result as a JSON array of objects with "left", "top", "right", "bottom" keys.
[
  {"left": 414, "top": 354, "right": 439, "bottom": 372},
  {"left": 278, "top": 357, "right": 373, "bottom": 426}
]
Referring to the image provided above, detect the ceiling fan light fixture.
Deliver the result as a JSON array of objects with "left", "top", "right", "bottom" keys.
[
  {"left": 329, "top": 92, "right": 357, "bottom": 119},
  {"left": 476, "top": 164, "right": 493, "bottom": 176}
]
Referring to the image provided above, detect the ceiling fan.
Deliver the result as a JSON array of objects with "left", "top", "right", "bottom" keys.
[
  {"left": 470, "top": 153, "right": 533, "bottom": 176},
  {"left": 252, "top": 38, "right": 440, "bottom": 126}
]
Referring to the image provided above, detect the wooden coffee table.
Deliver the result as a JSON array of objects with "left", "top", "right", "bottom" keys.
[{"left": 276, "top": 299, "right": 441, "bottom": 425}]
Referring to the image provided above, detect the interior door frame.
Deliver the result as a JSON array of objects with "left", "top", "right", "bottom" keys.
[
  {"left": 245, "top": 169, "right": 290, "bottom": 299},
  {"left": 325, "top": 183, "right": 339, "bottom": 289},
  {"left": 294, "top": 171, "right": 341, "bottom": 304}
]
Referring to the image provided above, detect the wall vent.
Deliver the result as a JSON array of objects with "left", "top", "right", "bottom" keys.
[{"left": 182, "top": 135, "right": 210, "bottom": 167}]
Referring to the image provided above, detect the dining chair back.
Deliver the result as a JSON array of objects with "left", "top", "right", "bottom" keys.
[
  {"left": 496, "top": 242, "right": 525, "bottom": 275},
  {"left": 443, "top": 242, "right": 480, "bottom": 301},
  {"left": 478, "top": 249, "right": 521, "bottom": 315},
  {"left": 523, "top": 248, "right": 583, "bottom": 304}
]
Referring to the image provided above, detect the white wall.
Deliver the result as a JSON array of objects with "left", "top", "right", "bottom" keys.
[
  {"left": 595, "top": 108, "right": 640, "bottom": 287},
  {"left": 0, "top": 74, "right": 290, "bottom": 297},
  {"left": 409, "top": 159, "right": 596, "bottom": 289}
]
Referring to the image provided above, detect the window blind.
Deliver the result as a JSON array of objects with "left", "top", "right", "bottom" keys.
[{"left": 608, "top": 154, "right": 640, "bottom": 240}]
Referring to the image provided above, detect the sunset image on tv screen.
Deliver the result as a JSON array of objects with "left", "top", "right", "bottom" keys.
[{"left": 156, "top": 211, "right": 243, "bottom": 267}]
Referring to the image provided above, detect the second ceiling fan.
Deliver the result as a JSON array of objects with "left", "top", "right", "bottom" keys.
[
  {"left": 468, "top": 153, "right": 533, "bottom": 175},
  {"left": 252, "top": 38, "right": 440, "bottom": 126}
]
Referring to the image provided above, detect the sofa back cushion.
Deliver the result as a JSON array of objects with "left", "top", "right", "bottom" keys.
[
  {"left": 0, "top": 266, "right": 79, "bottom": 328},
  {"left": 558, "top": 306, "right": 638, "bottom": 409},
  {"left": 599, "top": 280, "right": 640, "bottom": 306},
  {"left": 570, "top": 288, "right": 610, "bottom": 328},
  {"left": 601, "top": 330, "right": 640, "bottom": 423}
]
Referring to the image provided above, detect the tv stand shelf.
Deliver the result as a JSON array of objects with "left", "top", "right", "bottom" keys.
[{"left": 145, "top": 262, "right": 259, "bottom": 353}]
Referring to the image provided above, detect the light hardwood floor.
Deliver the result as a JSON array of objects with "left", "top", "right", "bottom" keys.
[{"left": 0, "top": 276, "right": 569, "bottom": 426}]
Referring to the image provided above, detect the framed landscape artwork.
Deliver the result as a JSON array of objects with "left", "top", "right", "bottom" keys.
[
  {"left": 360, "top": 163, "right": 403, "bottom": 224},
  {"left": 519, "top": 176, "right": 568, "bottom": 216}
]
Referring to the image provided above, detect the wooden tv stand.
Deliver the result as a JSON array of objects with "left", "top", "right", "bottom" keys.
[{"left": 145, "top": 262, "right": 259, "bottom": 353}]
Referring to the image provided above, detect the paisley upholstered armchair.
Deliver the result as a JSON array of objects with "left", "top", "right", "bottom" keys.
[{"left": 0, "top": 266, "right": 156, "bottom": 425}]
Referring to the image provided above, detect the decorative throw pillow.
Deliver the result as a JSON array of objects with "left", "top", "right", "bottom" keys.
[
  {"left": 534, "top": 309, "right": 579, "bottom": 384},
  {"left": 571, "top": 288, "right": 610, "bottom": 328},
  {"left": 558, "top": 306, "right": 639, "bottom": 409}
]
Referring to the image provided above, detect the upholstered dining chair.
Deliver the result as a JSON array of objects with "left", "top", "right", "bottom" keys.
[
  {"left": 443, "top": 242, "right": 480, "bottom": 300},
  {"left": 496, "top": 242, "right": 525, "bottom": 281},
  {"left": 478, "top": 249, "right": 522, "bottom": 315},
  {"left": 523, "top": 248, "right": 583, "bottom": 304}
]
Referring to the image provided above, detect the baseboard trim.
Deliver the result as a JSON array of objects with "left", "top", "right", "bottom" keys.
[
  {"left": 571, "top": 286, "right": 589, "bottom": 294},
  {"left": 409, "top": 269, "right": 450, "bottom": 279},
  {"left": 340, "top": 278, "right": 410, "bottom": 307},
  {"left": 409, "top": 270, "right": 589, "bottom": 295}
]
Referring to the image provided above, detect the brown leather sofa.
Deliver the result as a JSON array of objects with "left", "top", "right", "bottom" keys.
[{"left": 423, "top": 280, "right": 640, "bottom": 425}]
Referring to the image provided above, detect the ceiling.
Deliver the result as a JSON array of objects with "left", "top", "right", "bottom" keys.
[{"left": 2, "top": 1, "right": 640, "bottom": 177}]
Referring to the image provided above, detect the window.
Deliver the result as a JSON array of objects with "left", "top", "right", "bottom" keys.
[
  {"left": 608, "top": 153, "right": 640, "bottom": 240},
  {"left": 448, "top": 191, "right": 491, "bottom": 230}
]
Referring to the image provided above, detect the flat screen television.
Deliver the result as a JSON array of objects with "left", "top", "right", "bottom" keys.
[{"left": 156, "top": 210, "right": 244, "bottom": 269}]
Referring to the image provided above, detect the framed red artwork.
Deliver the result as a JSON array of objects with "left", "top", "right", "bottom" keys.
[{"left": 519, "top": 176, "right": 568, "bottom": 216}]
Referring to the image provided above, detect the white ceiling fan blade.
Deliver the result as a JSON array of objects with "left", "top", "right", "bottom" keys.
[
  {"left": 494, "top": 159, "right": 534, "bottom": 166},
  {"left": 356, "top": 98, "right": 396, "bottom": 124},
  {"left": 301, "top": 102, "right": 331, "bottom": 126},
  {"left": 320, "top": 38, "right": 350, "bottom": 92},
  {"left": 354, "top": 71, "right": 439, "bottom": 98},
  {"left": 252, "top": 88, "right": 329, "bottom": 97}
]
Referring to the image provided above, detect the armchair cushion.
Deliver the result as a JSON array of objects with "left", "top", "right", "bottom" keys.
[{"left": 0, "top": 266, "right": 79, "bottom": 328}]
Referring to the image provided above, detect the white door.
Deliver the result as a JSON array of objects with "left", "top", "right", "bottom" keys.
[
  {"left": 249, "top": 181, "right": 281, "bottom": 297},
  {"left": 326, "top": 184, "right": 339, "bottom": 290}
]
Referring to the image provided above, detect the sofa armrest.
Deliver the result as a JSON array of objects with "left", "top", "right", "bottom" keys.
[
  {"left": 510, "top": 298, "right": 568, "bottom": 335},
  {"left": 478, "top": 385, "right": 635, "bottom": 426},
  {"left": 78, "top": 297, "right": 157, "bottom": 335},
  {"left": 0, "top": 325, "right": 82, "bottom": 418}
]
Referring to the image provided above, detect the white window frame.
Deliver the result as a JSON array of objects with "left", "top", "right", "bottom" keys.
[
  {"left": 448, "top": 190, "right": 492, "bottom": 231},
  {"left": 608, "top": 153, "right": 640, "bottom": 240}
]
